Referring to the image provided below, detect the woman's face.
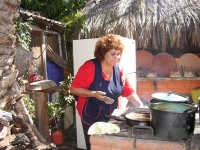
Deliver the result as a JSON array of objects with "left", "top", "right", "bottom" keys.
[{"left": 103, "top": 49, "right": 121, "bottom": 66}]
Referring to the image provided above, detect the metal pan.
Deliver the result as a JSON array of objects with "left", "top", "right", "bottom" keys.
[{"left": 105, "top": 112, "right": 150, "bottom": 127}]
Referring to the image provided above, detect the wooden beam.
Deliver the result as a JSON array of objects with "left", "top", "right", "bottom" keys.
[{"left": 38, "top": 86, "right": 64, "bottom": 94}]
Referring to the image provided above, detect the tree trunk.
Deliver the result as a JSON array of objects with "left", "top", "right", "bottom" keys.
[
  {"left": 0, "top": 0, "right": 20, "bottom": 109},
  {"left": 0, "top": 1, "right": 56, "bottom": 149}
]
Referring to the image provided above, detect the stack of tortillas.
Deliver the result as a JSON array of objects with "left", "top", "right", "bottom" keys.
[{"left": 88, "top": 122, "right": 120, "bottom": 135}]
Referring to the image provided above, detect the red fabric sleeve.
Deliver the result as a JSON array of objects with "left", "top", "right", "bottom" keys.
[
  {"left": 121, "top": 77, "right": 135, "bottom": 97},
  {"left": 71, "top": 60, "right": 94, "bottom": 117},
  {"left": 71, "top": 60, "right": 94, "bottom": 89}
]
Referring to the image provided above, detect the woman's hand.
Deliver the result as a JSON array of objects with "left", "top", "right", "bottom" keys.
[
  {"left": 126, "top": 93, "right": 144, "bottom": 108},
  {"left": 70, "top": 87, "right": 112, "bottom": 102},
  {"left": 92, "top": 91, "right": 113, "bottom": 102}
]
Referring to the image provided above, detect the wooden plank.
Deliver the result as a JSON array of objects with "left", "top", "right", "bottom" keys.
[
  {"left": 27, "top": 80, "right": 57, "bottom": 91},
  {"left": 38, "top": 86, "right": 64, "bottom": 94}
]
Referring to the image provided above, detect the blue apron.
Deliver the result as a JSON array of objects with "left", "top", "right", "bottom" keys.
[{"left": 82, "top": 58, "right": 123, "bottom": 125}]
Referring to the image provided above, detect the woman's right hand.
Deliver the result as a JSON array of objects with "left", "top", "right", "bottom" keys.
[
  {"left": 70, "top": 87, "right": 112, "bottom": 102},
  {"left": 92, "top": 91, "right": 112, "bottom": 102}
]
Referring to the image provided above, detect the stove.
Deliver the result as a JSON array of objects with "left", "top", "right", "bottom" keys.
[
  {"left": 108, "top": 107, "right": 200, "bottom": 141},
  {"left": 108, "top": 118, "right": 162, "bottom": 140}
]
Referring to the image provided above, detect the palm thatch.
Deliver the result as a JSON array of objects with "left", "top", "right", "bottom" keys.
[{"left": 82, "top": 0, "right": 200, "bottom": 52}]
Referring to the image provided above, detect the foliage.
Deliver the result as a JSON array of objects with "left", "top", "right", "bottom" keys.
[
  {"left": 14, "top": 17, "right": 32, "bottom": 50},
  {"left": 20, "top": 0, "right": 87, "bottom": 21},
  {"left": 61, "top": 11, "right": 88, "bottom": 74},
  {"left": 58, "top": 73, "right": 74, "bottom": 107},
  {"left": 22, "top": 95, "right": 35, "bottom": 119},
  {"left": 47, "top": 101, "right": 65, "bottom": 121},
  {"left": 61, "top": 11, "right": 87, "bottom": 40},
  {"left": 20, "top": 0, "right": 68, "bottom": 20},
  {"left": 22, "top": 94, "right": 64, "bottom": 121}
]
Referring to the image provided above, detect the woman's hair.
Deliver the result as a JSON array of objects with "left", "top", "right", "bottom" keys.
[{"left": 94, "top": 34, "right": 124, "bottom": 61}]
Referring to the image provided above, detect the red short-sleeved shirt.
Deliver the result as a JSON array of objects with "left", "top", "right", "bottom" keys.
[{"left": 71, "top": 60, "right": 134, "bottom": 116}]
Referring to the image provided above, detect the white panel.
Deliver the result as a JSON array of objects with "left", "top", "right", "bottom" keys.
[
  {"left": 73, "top": 39, "right": 98, "bottom": 74},
  {"left": 127, "top": 72, "right": 137, "bottom": 92},
  {"left": 75, "top": 104, "right": 86, "bottom": 149},
  {"left": 119, "top": 37, "right": 136, "bottom": 73}
]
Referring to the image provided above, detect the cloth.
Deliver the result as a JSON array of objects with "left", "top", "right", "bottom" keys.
[
  {"left": 71, "top": 59, "right": 135, "bottom": 117},
  {"left": 0, "top": 110, "right": 12, "bottom": 124},
  {"left": 81, "top": 59, "right": 123, "bottom": 125}
]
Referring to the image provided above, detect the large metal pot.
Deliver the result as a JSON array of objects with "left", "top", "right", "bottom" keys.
[{"left": 148, "top": 102, "right": 197, "bottom": 141}]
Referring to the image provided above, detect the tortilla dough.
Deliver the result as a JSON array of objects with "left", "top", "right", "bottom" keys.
[{"left": 88, "top": 122, "right": 120, "bottom": 135}]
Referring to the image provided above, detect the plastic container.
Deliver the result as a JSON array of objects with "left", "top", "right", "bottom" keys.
[
  {"left": 191, "top": 87, "right": 200, "bottom": 104},
  {"left": 51, "top": 130, "right": 63, "bottom": 145}
]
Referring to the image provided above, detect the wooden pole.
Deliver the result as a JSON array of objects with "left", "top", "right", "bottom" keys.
[{"left": 33, "top": 91, "right": 51, "bottom": 142}]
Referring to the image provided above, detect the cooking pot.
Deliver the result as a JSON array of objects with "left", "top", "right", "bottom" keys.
[
  {"left": 150, "top": 92, "right": 189, "bottom": 103},
  {"left": 148, "top": 102, "right": 197, "bottom": 141},
  {"left": 105, "top": 112, "right": 150, "bottom": 127}
]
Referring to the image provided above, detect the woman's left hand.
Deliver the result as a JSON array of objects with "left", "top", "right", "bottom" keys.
[{"left": 126, "top": 93, "right": 144, "bottom": 108}]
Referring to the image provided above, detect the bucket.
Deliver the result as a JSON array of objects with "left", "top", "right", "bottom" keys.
[{"left": 51, "top": 130, "right": 63, "bottom": 145}]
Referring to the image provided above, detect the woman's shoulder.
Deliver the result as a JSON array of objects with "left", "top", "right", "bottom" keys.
[{"left": 78, "top": 60, "right": 95, "bottom": 74}]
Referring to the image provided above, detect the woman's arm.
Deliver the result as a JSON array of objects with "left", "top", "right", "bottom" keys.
[
  {"left": 70, "top": 61, "right": 109, "bottom": 102},
  {"left": 119, "top": 66, "right": 144, "bottom": 108},
  {"left": 70, "top": 86, "right": 106, "bottom": 101},
  {"left": 126, "top": 93, "right": 144, "bottom": 108}
]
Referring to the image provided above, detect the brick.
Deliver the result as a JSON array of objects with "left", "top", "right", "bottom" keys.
[
  {"left": 111, "top": 137, "right": 134, "bottom": 149},
  {"left": 185, "top": 84, "right": 200, "bottom": 89},
  {"left": 191, "top": 80, "right": 200, "bottom": 84},
  {"left": 156, "top": 89, "right": 173, "bottom": 93},
  {"left": 112, "top": 148, "right": 132, "bottom": 150},
  {"left": 90, "top": 135, "right": 112, "bottom": 147},
  {"left": 91, "top": 145, "right": 111, "bottom": 150},
  {"left": 136, "top": 139, "right": 187, "bottom": 150},
  {"left": 138, "top": 89, "right": 155, "bottom": 95},
  {"left": 179, "top": 80, "right": 193, "bottom": 84},
  {"left": 138, "top": 81, "right": 154, "bottom": 88},
  {"left": 90, "top": 135, "right": 134, "bottom": 149},
  {"left": 167, "top": 82, "right": 185, "bottom": 88},
  {"left": 157, "top": 82, "right": 168, "bottom": 88}
]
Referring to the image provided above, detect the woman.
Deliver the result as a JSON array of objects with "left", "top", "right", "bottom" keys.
[{"left": 70, "top": 34, "right": 143, "bottom": 150}]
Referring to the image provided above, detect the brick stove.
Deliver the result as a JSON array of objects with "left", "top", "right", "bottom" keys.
[{"left": 90, "top": 108, "right": 200, "bottom": 150}]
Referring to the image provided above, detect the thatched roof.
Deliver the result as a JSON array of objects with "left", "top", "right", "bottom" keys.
[{"left": 82, "top": 0, "right": 200, "bottom": 52}]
